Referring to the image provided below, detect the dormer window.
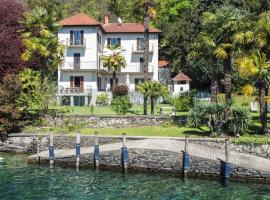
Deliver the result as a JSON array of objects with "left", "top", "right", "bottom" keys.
[
  {"left": 107, "top": 38, "right": 121, "bottom": 48},
  {"left": 70, "top": 30, "right": 84, "bottom": 45}
]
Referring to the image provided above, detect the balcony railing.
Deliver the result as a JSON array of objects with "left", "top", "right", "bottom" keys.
[
  {"left": 66, "top": 38, "right": 86, "bottom": 47},
  {"left": 57, "top": 86, "right": 92, "bottom": 95},
  {"left": 132, "top": 43, "right": 154, "bottom": 53},
  {"left": 120, "top": 65, "right": 155, "bottom": 73},
  {"left": 60, "top": 61, "right": 98, "bottom": 70}
]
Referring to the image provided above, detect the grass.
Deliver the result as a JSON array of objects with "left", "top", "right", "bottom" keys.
[
  {"left": 49, "top": 104, "right": 187, "bottom": 116},
  {"left": 23, "top": 95, "right": 270, "bottom": 145},
  {"left": 23, "top": 125, "right": 209, "bottom": 137}
]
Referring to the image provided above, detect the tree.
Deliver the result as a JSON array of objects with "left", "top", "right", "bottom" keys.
[
  {"left": 100, "top": 48, "right": 126, "bottom": 88},
  {"left": 236, "top": 51, "right": 270, "bottom": 134},
  {"left": 202, "top": 5, "right": 251, "bottom": 102},
  {"left": 0, "top": 0, "right": 26, "bottom": 79},
  {"left": 17, "top": 68, "right": 43, "bottom": 117},
  {"left": 0, "top": 74, "right": 22, "bottom": 139},
  {"left": 20, "top": 7, "right": 63, "bottom": 112},
  {"left": 137, "top": 80, "right": 168, "bottom": 115},
  {"left": 189, "top": 33, "right": 219, "bottom": 102},
  {"left": 20, "top": 7, "right": 63, "bottom": 84},
  {"left": 136, "top": 0, "right": 156, "bottom": 115}
]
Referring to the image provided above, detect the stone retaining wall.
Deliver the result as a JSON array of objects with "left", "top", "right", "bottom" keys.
[
  {"left": 30, "top": 148, "right": 269, "bottom": 183},
  {"left": 47, "top": 115, "right": 175, "bottom": 129},
  {"left": 191, "top": 140, "right": 270, "bottom": 159},
  {"left": 1, "top": 134, "right": 270, "bottom": 159}
]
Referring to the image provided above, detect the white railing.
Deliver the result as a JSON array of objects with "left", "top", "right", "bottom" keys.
[
  {"left": 132, "top": 43, "right": 154, "bottom": 53},
  {"left": 121, "top": 65, "right": 155, "bottom": 73},
  {"left": 57, "top": 86, "right": 92, "bottom": 95},
  {"left": 65, "top": 38, "right": 86, "bottom": 47},
  {"left": 60, "top": 61, "right": 98, "bottom": 70}
]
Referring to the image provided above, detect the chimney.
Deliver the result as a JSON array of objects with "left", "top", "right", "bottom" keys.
[{"left": 104, "top": 14, "right": 109, "bottom": 26}]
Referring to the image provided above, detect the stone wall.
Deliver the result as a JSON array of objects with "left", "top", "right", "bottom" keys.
[
  {"left": 190, "top": 140, "right": 270, "bottom": 159},
  {"left": 47, "top": 115, "right": 180, "bottom": 129},
  {"left": 1, "top": 135, "right": 270, "bottom": 160},
  {"left": 0, "top": 134, "right": 139, "bottom": 153},
  {"left": 32, "top": 148, "right": 269, "bottom": 183}
]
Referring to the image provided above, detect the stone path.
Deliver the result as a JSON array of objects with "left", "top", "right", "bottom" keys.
[{"left": 29, "top": 139, "right": 270, "bottom": 172}]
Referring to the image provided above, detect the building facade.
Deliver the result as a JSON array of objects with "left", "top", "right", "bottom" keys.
[{"left": 57, "top": 13, "right": 161, "bottom": 106}]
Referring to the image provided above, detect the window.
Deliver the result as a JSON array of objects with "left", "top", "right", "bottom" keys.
[
  {"left": 73, "top": 53, "right": 80, "bottom": 69},
  {"left": 70, "top": 30, "right": 84, "bottom": 45},
  {"left": 135, "top": 78, "right": 144, "bottom": 91},
  {"left": 137, "top": 38, "right": 144, "bottom": 51},
  {"left": 140, "top": 58, "right": 144, "bottom": 72},
  {"left": 180, "top": 87, "right": 184, "bottom": 91},
  {"left": 178, "top": 81, "right": 186, "bottom": 84},
  {"left": 107, "top": 38, "right": 121, "bottom": 47}
]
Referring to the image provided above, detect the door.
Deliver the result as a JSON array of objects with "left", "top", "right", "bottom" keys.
[{"left": 74, "top": 53, "right": 80, "bottom": 69}]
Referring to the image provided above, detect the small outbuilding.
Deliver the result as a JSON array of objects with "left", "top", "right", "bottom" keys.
[{"left": 171, "top": 73, "right": 191, "bottom": 96}]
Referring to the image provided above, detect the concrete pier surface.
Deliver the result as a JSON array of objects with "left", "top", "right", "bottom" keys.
[{"left": 28, "top": 138, "right": 270, "bottom": 182}]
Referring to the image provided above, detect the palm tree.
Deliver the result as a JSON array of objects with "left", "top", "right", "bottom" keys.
[
  {"left": 100, "top": 48, "right": 126, "bottom": 89},
  {"left": 138, "top": 0, "right": 156, "bottom": 115},
  {"left": 236, "top": 51, "right": 270, "bottom": 134},
  {"left": 202, "top": 6, "right": 251, "bottom": 102},
  {"left": 189, "top": 32, "right": 219, "bottom": 102},
  {"left": 20, "top": 7, "right": 63, "bottom": 84},
  {"left": 137, "top": 80, "right": 168, "bottom": 115},
  {"left": 20, "top": 7, "right": 63, "bottom": 113}
]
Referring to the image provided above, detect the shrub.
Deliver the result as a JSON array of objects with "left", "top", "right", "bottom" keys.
[
  {"left": 96, "top": 93, "right": 109, "bottom": 105},
  {"left": 169, "top": 91, "right": 195, "bottom": 111},
  {"left": 110, "top": 95, "right": 132, "bottom": 115},
  {"left": 112, "top": 85, "right": 129, "bottom": 98},
  {"left": 187, "top": 102, "right": 252, "bottom": 136},
  {"left": 0, "top": 74, "right": 23, "bottom": 139}
]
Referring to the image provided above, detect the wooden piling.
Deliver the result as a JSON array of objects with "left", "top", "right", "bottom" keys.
[
  {"left": 182, "top": 136, "right": 190, "bottom": 177},
  {"left": 76, "top": 133, "right": 80, "bottom": 170},
  {"left": 49, "top": 133, "right": 54, "bottom": 167},
  {"left": 94, "top": 132, "right": 100, "bottom": 169},
  {"left": 121, "top": 133, "right": 128, "bottom": 172}
]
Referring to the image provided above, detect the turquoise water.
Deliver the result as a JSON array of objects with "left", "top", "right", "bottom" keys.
[{"left": 0, "top": 153, "right": 270, "bottom": 200}]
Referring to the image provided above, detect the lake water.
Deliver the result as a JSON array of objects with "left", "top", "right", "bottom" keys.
[{"left": 0, "top": 153, "right": 270, "bottom": 200}]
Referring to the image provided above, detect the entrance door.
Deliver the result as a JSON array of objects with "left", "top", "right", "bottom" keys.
[{"left": 70, "top": 76, "right": 84, "bottom": 93}]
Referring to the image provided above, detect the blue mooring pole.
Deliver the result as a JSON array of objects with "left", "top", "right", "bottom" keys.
[
  {"left": 182, "top": 136, "right": 190, "bottom": 177},
  {"left": 49, "top": 133, "right": 54, "bottom": 167},
  {"left": 94, "top": 132, "right": 100, "bottom": 169},
  {"left": 121, "top": 133, "right": 128, "bottom": 172},
  {"left": 76, "top": 133, "right": 80, "bottom": 170},
  {"left": 222, "top": 139, "right": 231, "bottom": 180}
]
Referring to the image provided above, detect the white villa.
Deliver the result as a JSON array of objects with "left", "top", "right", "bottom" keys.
[{"left": 56, "top": 13, "right": 190, "bottom": 106}]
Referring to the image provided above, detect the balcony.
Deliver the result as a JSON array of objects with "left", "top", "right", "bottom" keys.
[
  {"left": 132, "top": 43, "right": 154, "bottom": 54},
  {"left": 60, "top": 61, "right": 98, "bottom": 70},
  {"left": 66, "top": 38, "right": 86, "bottom": 47},
  {"left": 120, "top": 65, "right": 154, "bottom": 73},
  {"left": 57, "top": 86, "right": 92, "bottom": 95}
]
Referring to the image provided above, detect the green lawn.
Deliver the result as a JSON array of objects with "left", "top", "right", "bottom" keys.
[
  {"left": 24, "top": 125, "right": 208, "bottom": 137},
  {"left": 22, "top": 95, "right": 270, "bottom": 145},
  {"left": 49, "top": 104, "right": 187, "bottom": 116}
]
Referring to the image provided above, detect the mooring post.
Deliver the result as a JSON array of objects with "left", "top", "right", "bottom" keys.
[
  {"left": 94, "top": 132, "right": 100, "bottom": 169},
  {"left": 224, "top": 138, "right": 231, "bottom": 179},
  {"left": 121, "top": 133, "right": 128, "bottom": 172},
  {"left": 49, "top": 133, "right": 54, "bottom": 167},
  {"left": 182, "top": 136, "right": 190, "bottom": 177},
  {"left": 76, "top": 133, "right": 80, "bottom": 170},
  {"left": 36, "top": 137, "right": 40, "bottom": 164}
]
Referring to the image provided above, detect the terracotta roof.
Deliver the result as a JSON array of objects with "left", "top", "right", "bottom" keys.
[
  {"left": 102, "top": 23, "right": 161, "bottom": 33},
  {"left": 173, "top": 73, "right": 192, "bottom": 81},
  {"left": 158, "top": 60, "right": 170, "bottom": 68},
  {"left": 59, "top": 13, "right": 100, "bottom": 26}
]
